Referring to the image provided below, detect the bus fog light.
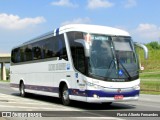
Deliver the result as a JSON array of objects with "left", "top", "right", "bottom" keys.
[
  {"left": 93, "top": 94, "right": 99, "bottom": 98},
  {"left": 94, "top": 85, "right": 98, "bottom": 89},
  {"left": 133, "top": 84, "right": 140, "bottom": 90}
]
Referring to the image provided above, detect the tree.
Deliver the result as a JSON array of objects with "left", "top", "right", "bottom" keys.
[{"left": 147, "top": 41, "right": 160, "bottom": 49}]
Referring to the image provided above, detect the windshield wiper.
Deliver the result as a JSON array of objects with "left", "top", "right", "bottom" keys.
[{"left": 116, "top": 56, "right": 132, "bottom": 80}]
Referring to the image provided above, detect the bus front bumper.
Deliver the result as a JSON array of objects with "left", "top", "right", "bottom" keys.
[{"left": 86, "top": 95, "right": 139, "bottom": 103}]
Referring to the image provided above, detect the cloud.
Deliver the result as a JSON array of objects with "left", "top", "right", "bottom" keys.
[
  {"left": 51, "top": 0, "right": 78, "bottom": 8},
  {"left": 61, "top": 17, "right": 91, "bottom": 26},
  {"left": 124, "top": 0, "right": 137, "bottom": 8},
  {"left": 133, "top": 23, "right": 160, "bottom": 42},
  {"left": 0, "top": 13, "right": 46, "bottom": 30},
  {"left": 87, "top": 0, "right": 114, "bottom": 9}
]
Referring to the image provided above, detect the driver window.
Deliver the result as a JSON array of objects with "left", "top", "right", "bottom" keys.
[
  {"left": 91, "top": 40, "right": 112, "bottom": 68},
  {"left": 67, "top": 32, "right": 86, "bottom": 74}
]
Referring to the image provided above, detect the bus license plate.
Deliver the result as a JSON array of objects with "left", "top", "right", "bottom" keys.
[{"left": 114, "top": 95, "right": 123, "bottom": 100}]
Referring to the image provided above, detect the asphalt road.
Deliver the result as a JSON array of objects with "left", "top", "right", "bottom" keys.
[{"left": 0, "top": 82, "right": 160, "bottom": 120}]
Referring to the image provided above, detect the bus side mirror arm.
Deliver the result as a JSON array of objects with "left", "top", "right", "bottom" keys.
[{"left": 134, "top": 42, "right": 148, "bottom": 59}]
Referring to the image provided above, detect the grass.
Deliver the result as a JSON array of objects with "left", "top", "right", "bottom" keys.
[
  {"left": 140, "top": 91, "right": 160, "bottom": 95},
  {"left": 140, "top": 72, "right": 160, "bottom": 95},
  {"left": 0, "top": 80, "right": 10, "bottom": 82},
  {"left": 140, "top": 80, "right": 160, "bottom": 91},
  {"left": 136, "top": 46, "right": 160, "bottom": 95},
  {"left": 140, "top": 72, "right": 160, "bottom": 80},
  {"left": 138, "top": 47, "right": 160, "bottom": 94}
]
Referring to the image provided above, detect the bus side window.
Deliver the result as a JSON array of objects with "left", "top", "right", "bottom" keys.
[
  {"left": 11, "top": 48, "right": 20, "bottom": 63},
  {"left": 43, "top": 38, "right": 55, "bottom": 58},
  {"left": 58, "top": 35, "right": 68, "bottom": 61},
  {"left": 25, "top": 46, "right": 33, "bottom": 61},
  {"left": 67, "top": 32, "right": 86, "bottom": 74},
  {"left": 75, "top": 43, "right": 85, "bottom": 74},
  {"left": 20, "top": 47, "right": 25, "bottom": 62},
  {"left": 16, "top": 49, "right": 20, "bottom": 62},
  {"left": 33, "top": 46, "right": 42, "bottom": 60}
]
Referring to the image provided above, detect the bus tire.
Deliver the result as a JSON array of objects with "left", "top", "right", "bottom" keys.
[
  {"left": 61, "top": 84, "right": 70, "bottom": 106},
  {"left": 20, "top": 82, "right": 26, "bottom": 97}
]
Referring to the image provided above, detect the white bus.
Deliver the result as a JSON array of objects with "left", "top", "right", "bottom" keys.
[{"left": 10, "top": 24, "right": 148, "bottom": 105}]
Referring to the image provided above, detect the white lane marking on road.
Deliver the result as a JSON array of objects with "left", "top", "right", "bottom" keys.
[
  {"left": 0, "top": 93, "right": 77, "bottom": 110},
  {"left": 4, "top": 101, "right": 63, "bottom": 107},
  {"left": 0, "top": 93, "right": 124, "bottom": 120}
]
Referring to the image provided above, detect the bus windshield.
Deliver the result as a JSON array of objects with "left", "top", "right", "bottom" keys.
[{"left": 88, "top": 34, "right": 139, "bottom": 81}]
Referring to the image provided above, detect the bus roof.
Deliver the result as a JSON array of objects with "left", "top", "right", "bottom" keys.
[
  {"left": 14, "top": 24, "right": 130, "bottom": 49},
  {"left": 59, "top": 24, "right": 130, "bottom": 36}
]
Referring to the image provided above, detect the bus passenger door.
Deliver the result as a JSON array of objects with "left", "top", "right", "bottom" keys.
[
  {"left": 72, "top": 47, "right": 87, "bottom": 100},
  {"left": 66, "top": 31, "right": 87, "bottom": 101}
]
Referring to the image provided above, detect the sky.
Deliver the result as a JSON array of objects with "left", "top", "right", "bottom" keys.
[{"left": 0, "top": 0, "right": 160, "bottom": 53}]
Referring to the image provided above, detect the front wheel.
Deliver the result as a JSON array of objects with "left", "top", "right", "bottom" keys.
[
  {"left": 20, "top": 82, "right": 26, "bottom": 97},
  {"left": 61, "top": 85, "right": 70, "bottom": 106}
]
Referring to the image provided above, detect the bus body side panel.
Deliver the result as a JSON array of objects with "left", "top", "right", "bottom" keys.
[{"left": 10, "top": 60, "right": 72, "bottom": 97}]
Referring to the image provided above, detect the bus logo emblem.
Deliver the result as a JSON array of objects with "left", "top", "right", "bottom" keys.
[
  {"left": 117, "top": 88, "right": 121, "bottom": 93},
  {"left": 118, "top": 70, "right": 123, "bottom": 76}
]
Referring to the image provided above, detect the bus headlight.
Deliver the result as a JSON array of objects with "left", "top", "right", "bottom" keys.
[
  {"left": 86, "top": 82, "right": 94, "bottom": 86},
  {"left": 86, "top": 82, "right": 99, "bottom": 89},
  {"left": 133, "top": 84, "right": 140, "bottom": 90},
  {"left": 93, "top": 84, "right": 99, "bottom": 89}
]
